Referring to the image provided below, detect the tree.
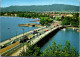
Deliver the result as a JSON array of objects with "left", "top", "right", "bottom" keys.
[
  {"left": 54, "top": 17, "right": 60, "bottom": 21},
  {"left": 39, "top": 17, "right": 53, "bottom": 25},
  {"left": 61, "top": 19, "right": 70, "bottom": 25},
  {"left": 61, "top": 13, "right": 79, "bottom": 27},
  {"left": 61, "top": 16, "right": 64, "bottom": 21},
  {"left": 61, "top": 16, "right": 72, "bottom": 25},
  {"left": 40, "top": 41, "right": 79, "bottom": 56},
  {"left": 18, "top": 13, "right": 24, "bottom": 17},
  {"left": 19, "top": 41, "right": 78, "bottom": 56},
  {"left": 19, "top": 45, "right": 40, "bottom": 56},
  {"left": 70, "top": 13, "right": 79, "bottom": 27},
  {"left": 39, "top": 18, "right": 45, "bottom": 25}
]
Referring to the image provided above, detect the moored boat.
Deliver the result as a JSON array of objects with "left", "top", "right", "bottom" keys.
[
  {"left": 61, "top": 28, "right": 66, "bottom": 31},
  {"left": 77, "top": 30, "right": 80, "bottom": 32}
]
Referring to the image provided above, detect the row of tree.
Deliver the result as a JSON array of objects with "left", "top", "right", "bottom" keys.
[
  {"left": 0, "top": 11, "right": 49, "bottom": 18},
  {"left": 19, "top": 41, "right": 79, "bottom": 56}
]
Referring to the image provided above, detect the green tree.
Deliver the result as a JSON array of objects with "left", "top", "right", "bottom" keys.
[
  {"left": 54, "top": 17, "right": 59, "bottom": 21},
  {"left": 39, "top": 17, "right": 53, "bottom": 25},
  {"left": 70, "top": 13, "right": 79, "bottom": 27},
  {"left": 61, "top": 13, "right": 79, "bottom": 27},
  {"left": 39, "top": 18, "right": 45, "bottom": 25},
  {"left": 19, "top": 45, "right": 40, "bottom": 56},
  {"left": 61, "top": 19, "right": 70, "bottom": 25},
  {"left": 18, "top": 13, "right": 24, "bottom": 17},
  {"left": 61, "top": 17, "right": 72, "bottom": 25},
  {"left": 61, "top": 16, "right": 64, "bottom": 21},
  {"left": 40, "top": 41, "right": 79, "bottom": 56}
]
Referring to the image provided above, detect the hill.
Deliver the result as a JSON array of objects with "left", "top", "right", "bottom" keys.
[{"left": 1, "top": 4, "right": 79, "bottom": 12}]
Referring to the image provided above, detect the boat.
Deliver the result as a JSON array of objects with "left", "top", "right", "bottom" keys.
[
  {"left": 73, "top": 28, "right": 74, "bottom": 30},
  {"left": 77, "top": 30, "right": 80, "bottom": 32},
  {"left": 8, "top": 27, "right": 10, "bottom": 29},
  {"left": 61, "top": 28, "right": 66, "bottom": 31}
]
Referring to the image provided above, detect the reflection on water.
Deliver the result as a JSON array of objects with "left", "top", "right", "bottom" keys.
[{"left": 40, "top": 29, "right": 79, "bottom": 52}]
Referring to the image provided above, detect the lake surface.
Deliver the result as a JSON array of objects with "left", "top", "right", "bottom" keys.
[
  {"left": 0, "top": 17, "right": 39, "bottom": 42},
  {"left": 40, "top": 29, "right": 79, "bottom": 52}
]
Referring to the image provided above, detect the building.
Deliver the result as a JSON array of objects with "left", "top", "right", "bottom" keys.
[{"left": 4, "top": 13, "right": 8, "bottom": 16}]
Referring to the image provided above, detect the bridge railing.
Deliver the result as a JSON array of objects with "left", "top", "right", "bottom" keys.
[
  {"left": 1, "top": 44, "right": 21, "bottom": 56},
  {"left": 1, "top": 41, "right": 29, "bottom": 56}
]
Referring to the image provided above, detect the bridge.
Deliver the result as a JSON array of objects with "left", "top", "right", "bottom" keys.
[{"left": 0, "top": 25, "right": 63, "bottom": 56}]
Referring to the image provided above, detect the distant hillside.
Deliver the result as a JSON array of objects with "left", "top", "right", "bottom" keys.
[{"left": 1, "top": 4, "right": 79, "bottom": 12}]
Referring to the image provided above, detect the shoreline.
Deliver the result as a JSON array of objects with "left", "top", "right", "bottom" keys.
[
  {"left": 0, "top": 16, "right": 39, "bottom": 19},
  {"left": 0, "top": 16, "right": 17, "bottom": 17},
  {"left": 66, "top": 27, "right": 79, "bottom": 30}
]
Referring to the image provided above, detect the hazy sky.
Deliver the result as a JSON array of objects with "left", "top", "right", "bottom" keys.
[{"left": 1, "top": 0, "right": 79, "bottom": 7}]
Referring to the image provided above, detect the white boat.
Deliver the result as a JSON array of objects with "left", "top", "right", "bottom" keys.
[
  {"left": 77, "top": 30, "right": 80, "bottom": 32},
  {"left": 61, "top": 28, "right": 66, "bottom": 31},
  {"left": 73, "top": 28, "right": 74, "bottom": 30}
]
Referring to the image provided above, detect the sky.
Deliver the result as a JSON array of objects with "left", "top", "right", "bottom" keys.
[{"left": 1, "top": 0, "right": 79, "bottom": 7}]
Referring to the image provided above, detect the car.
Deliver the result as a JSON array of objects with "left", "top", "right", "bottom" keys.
[
  {"left": 20, "top": 36, "right": 28, "bottom": 43},
  {"left": 24, "top": 36, "right": 28, "bottom": 38},
  {"left": 31, "top": 35, "right": 35, "bottom": 38},
  {"left": 51, "top": 27, "right": 53, "bottom": 29},
  {"left": 0, "top": 45, "right": 6, "bottom": 49},
  {"left": 28, "top": 37, "right": 31, "bottom": 40},
  {"left": 38, "top": 33, "right": 41, "bottom": 35},
  {"left": 26, "top": 40, "right": 30, "bottom": 43},
  {"left": 56, "top": 24, "right": 58, "bottom": 26},
  {"left": 46, "top": 29, "right": 48, "bottom": 31},
  {"left": 35, "top": 34, "right": 37, "bottom": 36},
  {"left": 37, "top": 30, "right": 40, "bottom": 31},
  {"left": 11, "top": 40, "right": 15, "bottom": 44},
  {"left": 33, "top": 30, "right": 38, "bottom": 34},
  {"left": 20, "top": 38, "right": 27, "bottom": 43},
  {"left": 44, "top": 30, "right": 46, "bottom": 32}
]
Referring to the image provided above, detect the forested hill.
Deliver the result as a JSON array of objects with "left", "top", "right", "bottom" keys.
[{"left": 1, "top": 4, "right": 79, "bottom": 12}]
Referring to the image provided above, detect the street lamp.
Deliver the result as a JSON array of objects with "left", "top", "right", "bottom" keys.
[
  {"left": 16, "top": 30, "right": 17, "bottom": 40},
  {"left": 21, "top": 28, "right": 24, "bottom": 36},
  {"left": 21, "top": 28, "right": 24, "bottom": 51},
  {"left": 8, "top": 27, "right": 11, "bottom": 41}
]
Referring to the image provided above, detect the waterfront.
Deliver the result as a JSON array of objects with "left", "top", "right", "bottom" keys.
[
  {"left": 0, "top": 16, "right": 79, "bottom": 56},
  {"left": 0, "top": 17, "right": 39, "bottom": 42},
  {"left": 40, "top": 28, "right": 79, "bottom": 52}
]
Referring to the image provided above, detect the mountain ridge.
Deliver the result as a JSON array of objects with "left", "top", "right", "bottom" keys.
[{"left": 1, "top": 4, "right": 79, "bottom": 12}]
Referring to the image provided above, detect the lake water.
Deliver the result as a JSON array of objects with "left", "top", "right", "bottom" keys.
[
  {"left": 40, "top": 29, "right": 79, "bottom": 52},
  {"left": 0, "top": 17, "right": 39, "bottom": 42},
  {"left": 0, "top": 17, "right": 79, "bottom": 52}
]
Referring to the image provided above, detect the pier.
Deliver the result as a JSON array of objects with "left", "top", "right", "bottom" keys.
[
  {"left": 18, "top": 23, "right": 42, "bottom": 27},
  {"left": 0, "top": 25, "right": 63, "bottom": 56}
]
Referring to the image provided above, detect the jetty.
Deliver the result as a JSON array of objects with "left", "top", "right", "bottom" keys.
[
  {"left": 18, "top": 23, "right": 42, "bottom": 27},
  {"left": 30, "top": 20, "right": 39, "bottom": 22}
]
